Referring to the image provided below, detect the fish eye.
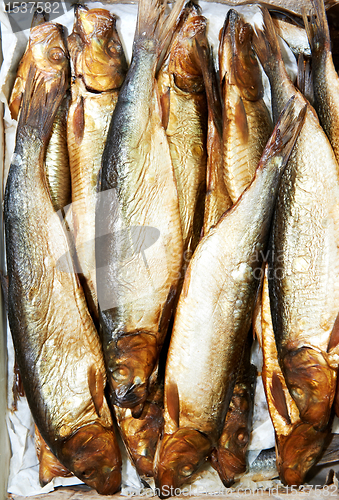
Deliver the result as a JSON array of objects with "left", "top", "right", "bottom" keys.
[
  {"left": 180, "top": 464, "right": 194, "bottom": 477},
  {"left": 112, "top": 365, "right": 130, "bottom": 382},
  {"left": 48, "top": 47, "right": 65, "bottom": 63},
  {"left": 80, "top": 468, "right": 94, "bottom": 479}
]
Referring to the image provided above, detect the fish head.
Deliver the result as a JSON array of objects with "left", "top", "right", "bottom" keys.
[
  {"left": 210, "top": 447, "right": 247, "bottom": 487},
  {"left": 282, "top": 347, "right": 336, "bottom": 430},
  {"left": 107, "top": 332, "right": 158, "bottom": 408},
  {"left": 59, "top": 423, "right": 122, "bottom": 494},
  {"left": 68, "top": 6, "right": 127, "bottom": 92},
  {"left": 154, "top": 428, "right": 212, "bottom": 497},
  {"left": 168, "top": 2, "right": 207, "bottom": 93},
  {"left": 10, "top": 23, "right": 68, "bottom": 119},
  {"left": 219, "top": 9, "right": 263, "bottom": 101},
  {"left": 277, "top": 422, "right": 327, "bottom": 486}
]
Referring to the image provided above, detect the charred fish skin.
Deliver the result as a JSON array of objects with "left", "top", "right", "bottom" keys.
[
  {"left": 253, "top": 8, "right": 339, "bottom": 436},
  {"left": 5, "top": 24, "right": 122, "bottom": 495},
  {"left": 304, "top": 0, "right": 339, "bottom": 165},
  {"left": 154, "top": 99, "right": 306, "bottom": 497},
  {"left": 97, "top": 0, "right": 185, "bottom": 410},
  {"left": 219, "top": 9, "right": 272, "bottom": 204},
  {"left": 158, "top": 1, "right": 208, "bottom": 258},
  {"left": 67, "top": 7, "right": 127, "bottom": 322}
]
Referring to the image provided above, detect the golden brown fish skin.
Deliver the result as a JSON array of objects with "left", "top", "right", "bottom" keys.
[
  {"left": 260, "top": 268, "right": 329, "bottom": 486},
  {"left": 97, "top": 0, "right": 185, "bottom": 410},
  {"left": 253, "top": 8, "right": 339, "bottom": 436},
  {"left": 158, "top": 1, "right": 207, "bottom": 258},
  {"left": 5, "top": 25, "right": 122, "bottom": 495},
  {"left": 114, "top": 382, "right": 164, "bottom": 477},
  {"left": 304, "top": 0, "right": 339, "bottom": 165},
  {"left": 67, "top": 7, "right": 127, "bottom": 321},
  {"left": 219, "top": 9, "right": 272, "bottom": 204},
  {"left": 154, "top": 99, "right": 305, "bottom": 497},
  {"left": 9, "top": 23, "right": 71, "bottom": 213},
  {"left": 67, "top": 6, "right": 127, "bottom": 93},
  {"left": 35, "top": 425, "right": 72, "bottom": 486},
  {"left": 210, "top": 340, "right": 256, "bottom": 487}
]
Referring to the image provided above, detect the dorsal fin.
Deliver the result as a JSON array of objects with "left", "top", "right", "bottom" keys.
[
  {"left": 270, "top": 371, "right": 291, "bottom": 424},
  {"left": 88, "top": 365, "right": 105, "bottom": 417},
  {"left": 166, "top": 381, "right": 180, "bottom": 428}
]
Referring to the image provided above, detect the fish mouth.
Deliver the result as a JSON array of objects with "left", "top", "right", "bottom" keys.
[
  {"left": 211, "top": 448, "right": 246, "bottom": 487},
  {"left": 112, "top": 381, "right": 148, "bottom": 408}
]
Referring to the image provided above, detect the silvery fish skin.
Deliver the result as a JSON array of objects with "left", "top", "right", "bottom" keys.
[
  {"left": 260, "top": 268, "right": 328, "bottom": 485},
  {"left": 272, "top": 16, "right": 311, "bottom": 57},
  {"left": 114, "top": 382, "right": 164, "bottom": 478},
  {"left": 219, "top": 9, "right": 272, "bottom": 204},
  {"left": 158, "top": 1, "right": 207, "bottom": 259},
  {"left": 304, "top": 0, "right": 339, "bottom": 166},
  {"left": 253, "top": 7, "right": 339, "bottom": 468},
  {"left": 97, "top": 0, "right": 185, "bottom": 411},
  {"left": 67, "top": 7, "right": 127, "bottom": 321},
  {"left": 5, "top": 23, "right": 121, "bottom": 495},
  {"left": 9, "top": 23, "right": 71, "bottom": 213},
  {"left": 210, "top": 337, "right": 256, "bottom": 487},
  {"left": 154, "top": 98, "right": 305, "bottom": 497}
]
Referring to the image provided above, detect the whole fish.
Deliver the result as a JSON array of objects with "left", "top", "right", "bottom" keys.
[
  {"left": 157, "top": 1, "right": 207, "bottom": 259},
  {"left": 4, "top": 23, "right": 121, "bottom": 495},
  {"left": 210, "top": 335, "right": 257, "bottom": 487},
  {"left": 303, "top": 0, "right": 339, "bottom": 165},
  {"left": 67, "top": 6, "right": 127, "bottom": 321},
  {"left": 219, "top": 9, "right": 272, "bottom": 204},
  {"left": 35, "top": 426, "right": 72, "bottom": 486},
  {"left": 253, "top": 7, "right": 339, "bottom": 470},
  {"left": 97, "top": 0, "right": 185, "bottom": 412},
  {"left": 9, "top": 20, "right": 71, "bottom": 213},
  {"left": 260, "top": 267, "right": 328, "bottom": 485},
  {"left": 114, "top": 381, "right": 164, "bottom": 478},
  {"left": 154, "top": 98, "right": 305, "bottom": 497}
]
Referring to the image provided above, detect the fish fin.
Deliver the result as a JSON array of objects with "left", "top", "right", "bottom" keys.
[
  {"left": 303, "top": 0, "right": 331, "bottom": 56},
  {"left": 9, "top": 93, "right": 23, "bottom": 121},
  {"left": 160, "top": 87, "right": 171, "bottom": 130},
  {"left": 166, "top": 381, "right": 180, "bottom": 429},
  {"left": 18, "top": 62, "right": 68, "bottom": 143},
  {"left": 234, "top": 96, "right": 249, "bottom": 146},
  {"left": 252, "top": 7, "right": 283, "bottom": 74},
  {"left": 31, "top": 9, "right": 49, "bottom": 28},
  {"left": 327, "top": 312, "right": 339, "bottom": 351},
  {"left": 270, "top": 372, "right": 291, "bottom": 425},
  {"left": 88, "top": 366, "right": 105, "bottom": 418},
  {"left": 297, "top": 54, "right": 314, "bottom": 105},
  {"left": 11, "top": 361, "right": 25, "bottom": 411},
  {"left": 73, "top": 95, "right": 85, "bottom": 145},
  {"left": 258, "top": 97, "right": 306, "bottom": 169}
]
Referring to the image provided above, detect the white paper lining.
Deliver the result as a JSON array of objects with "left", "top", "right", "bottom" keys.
[{"left": 0, "top": 1, "right": 319, "bottom": 496}]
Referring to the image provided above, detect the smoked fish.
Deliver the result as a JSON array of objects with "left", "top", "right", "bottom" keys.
[
  {"left": 97, "top": 0, "right": 185, "bottom": 412},
  {"left": 253, "top": 8, "right": 339, "bottom": 483},
  {"left": 158, "top": 1, "right": 207, "bottom": 259},
  {"left": 219, "top": 9, "right": 272, "bottom": 204},
  {"left": 154, "top": 98, "right": 305, "bottom": 497},
  {"left": 67, "top": 6, "right": 127, "bottom": 321},
  {"left": 5, "top": 23, "right": 121, "bottom": 495}
]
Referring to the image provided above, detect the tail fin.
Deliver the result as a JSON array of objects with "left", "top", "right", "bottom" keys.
[
  {"left": 17, "top": 63, "right": 68, "bottom": 143},
  {"left": 303, "top": 0, "right": 331, "bottom": 56},
  {"left": 252, "top": 7, "right": 283, "bottom": 75},
  {"left": 135, "top": 0, "right": 185, "bottom": 65},
  {"left": 297, "top": 54, "right": 314, "bottom": 105},
  {"left": 259, "top": 97, "right": 307, "bottom": 169}
]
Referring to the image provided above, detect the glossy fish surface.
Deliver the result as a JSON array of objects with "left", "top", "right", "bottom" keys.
[
  {"left": 158, "top": 1, "right": 207, "bottom": 258},
  {"left": 253, "top": 8, "right": 339, "bottom": 481},
  {"left": 5, "top": 23, "right": 121, "bottom": 495},
  {"left": 220, "top": 9, "right": 272, "bottom": 204},
  {"left": 97, "top": 0, "right": 185, "bottom": 410},
  {"left": 154, "top": 98, "right": 305, "bottom": 497},
  {"left": 67, "top": 6, "right": 127, "bottom": 321}
]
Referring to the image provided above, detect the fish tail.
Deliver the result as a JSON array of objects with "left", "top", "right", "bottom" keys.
[
  {"left": 252, "top": 7, "right": 283, "bottom": 74},
  {"left": 297, "top": 54, "right": 314, "bottom": 105},
  {"left": 17, "top": 62, "right": 68, "bottom": 143},
  {"left": 259, "top": 97, "right": 306, "bottom": 168},
  {"left": 303, "top": 0, "right": 331, "bottom": 56},
  {"left": 135, "top": 0, "right": 185, "bottom": 60}
]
